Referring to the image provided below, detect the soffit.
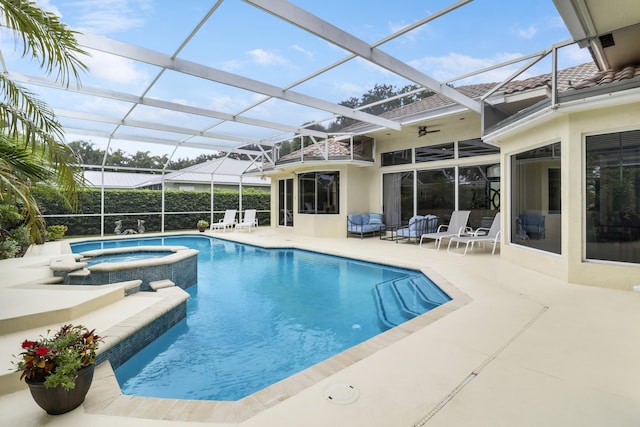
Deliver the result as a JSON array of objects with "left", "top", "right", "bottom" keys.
[{"left": 554, "top": 0, "right": 640, "bottom": 69}]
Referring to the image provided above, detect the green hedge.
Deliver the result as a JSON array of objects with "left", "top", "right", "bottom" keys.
[{"left": 34, "top": 187, "right": 270, "bottom": 236}]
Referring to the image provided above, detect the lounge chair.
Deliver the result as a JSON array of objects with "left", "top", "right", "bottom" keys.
[
  {"left": 210, "top": 209, "right": 237, "bottom": 232},
  {"left": 419, "top": 210, "right": 471, "bottom": 249},
  {"left": 235, "top": 209, "right": 258, "bottom": 232},
  {"left": 447, "top": 212, "right": 501, "bottom": 255}
]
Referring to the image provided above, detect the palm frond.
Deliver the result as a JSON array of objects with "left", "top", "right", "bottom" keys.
[{"left": 0, "top": 0, "right": 88, "bottom": 86}]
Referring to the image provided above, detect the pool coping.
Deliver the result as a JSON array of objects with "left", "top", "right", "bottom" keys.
[{"left": 80, "top": 235, "right": 472, "bottom": 423}]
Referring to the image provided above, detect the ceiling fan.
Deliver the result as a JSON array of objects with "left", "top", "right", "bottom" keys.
[{"left": 417, "top": 126, "right": 441, "bottom": 137}]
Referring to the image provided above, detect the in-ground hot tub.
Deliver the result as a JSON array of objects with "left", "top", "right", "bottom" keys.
[{"left": 52, "top": 246, "right": 199, "bottom": 291}]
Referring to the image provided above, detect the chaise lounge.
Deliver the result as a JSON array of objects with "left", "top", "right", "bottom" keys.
[
  {"left": 210, "top": 209, "right": 237, "bottom": 232},
  {"left": 419, "top": 210, "right": 471, "bottom": 250},
  {"left": 235, "top": 209, "right": 258, "bottom": 232},
  {"left": 447, "top": 212, "right": 501, "bottom": 255}
]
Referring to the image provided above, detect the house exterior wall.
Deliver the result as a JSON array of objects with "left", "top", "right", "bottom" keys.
[
  {"left": 498, "top": 115, "right": 569, "bottom": 282},
  {"left": 268, "top": 164, "right": 379, "bottom": 238},
  {"left": 498, "top": 101, "right": 640, "bottom": 290}
]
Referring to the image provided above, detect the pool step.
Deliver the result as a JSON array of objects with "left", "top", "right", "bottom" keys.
[
  {"left": 373, "top": 276, "right": 450, "bottom": 329},
  {"left": 409, "top": 277, "right": 451, "bottom": 304},
  {"left": 392, "top": 278, "right": 439, "bottom": 314},
  {"left": 149, "top": 279, "right": 175, "bottom": 291},
  {"left": 373, "top": 280, "right": 414, "bottom": 329}
]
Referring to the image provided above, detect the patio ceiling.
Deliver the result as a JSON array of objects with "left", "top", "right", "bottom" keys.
[{"left": 2, "top": 0, "right": 632, "bottom": 167}]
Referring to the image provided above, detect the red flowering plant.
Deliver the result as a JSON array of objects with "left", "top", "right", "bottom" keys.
[{"left": 14, "top": 324, "right": 103, "bottom": 390}]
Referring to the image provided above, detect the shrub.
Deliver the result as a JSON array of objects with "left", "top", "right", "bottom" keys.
[
  {"left": 0, "top": 238, "right": 20, "bottom": 259},
  {"left": 46, "top": 225, "right": 67, "bottom": 241}
]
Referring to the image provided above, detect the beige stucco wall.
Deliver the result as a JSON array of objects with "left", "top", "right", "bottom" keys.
[
  {"left": 497, "top": 100, "right": 640, "bottom": 290},
  {"left": 268, "top": 164, "right": 378, "bottom": 238}
]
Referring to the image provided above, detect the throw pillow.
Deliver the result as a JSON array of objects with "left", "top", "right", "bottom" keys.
[{"left": 369, "top": 213, "right": 383, "bottom": 224}]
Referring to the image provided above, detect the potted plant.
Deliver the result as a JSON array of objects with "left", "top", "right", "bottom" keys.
[
  {"left": 197, "top": 219, "right": 209, "bottom": 232},
  {"left": 14, "top": 324, "right": 103, "bottom": 415}
]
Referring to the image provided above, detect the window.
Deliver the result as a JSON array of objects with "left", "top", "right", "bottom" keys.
[
  {"left": 416, "top": 168, "right": 455, "bottom": 219},
  {"left": 458, "top": 138, "right": 500, "bottom": 157},
  {"left": 298, "top": 172, "right": 339, "bottom": 214},
  {"left": 381, "top": 149, "right": 412, "bottom": 166},
  {"left": 278, "top": 178, "right": 294, "bottom": 227},
  {"left": 511, "top": 142, "right": 561, "bottom": 254},
  {"left": 415, "top": 143, "right": 454, "bottom": 163},
  {"left": 383, "top": 171, "right": 414, "bottom": 225},
  {"left": 585, "top": 130, "right": 640, "bottom": 264},
  {"left": 458, "top": 164, "right": 500, "bottom": 228}
]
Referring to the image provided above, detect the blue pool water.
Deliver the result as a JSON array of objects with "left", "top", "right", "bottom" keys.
[{"left": 71, "top": 235, "right": 450, "bottom": 401}]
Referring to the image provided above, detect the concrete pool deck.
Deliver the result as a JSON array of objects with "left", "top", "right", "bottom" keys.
[{"left": 1, "top": 228, "right": 640, "bottom": 426}]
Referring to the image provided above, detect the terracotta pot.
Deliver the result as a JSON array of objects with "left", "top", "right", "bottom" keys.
[{"left": 25, "top": 364, "right": 95, "bottom": 415}]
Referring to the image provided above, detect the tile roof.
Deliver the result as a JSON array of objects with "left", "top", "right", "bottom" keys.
[
  {"left": 344, "top": 63, "right": 604, "bottom": 131},
  {"left": 502, "top": 62, "right": 599, "bottom": 94},
  {"left": 566, "top": 64, "right": 640, "bottom": 90}
]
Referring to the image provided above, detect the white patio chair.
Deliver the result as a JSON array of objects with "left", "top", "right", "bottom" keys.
[
  {"left": 419, "top": 210, "right": 471, "bottom": 250},
  {"left": 447, "top": 212, "right": 501, "bottom": 255},
  {"left": 210, "top": 209, "right": 237, "bottom": 232},
  {"left": 235, "top": 209, "right": 258, "bottom": 232}
]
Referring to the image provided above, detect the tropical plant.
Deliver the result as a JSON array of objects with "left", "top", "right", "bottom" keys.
[
  {"left": 46, "top": 224, "right": 67, "bottom": 241},
  {"left": 197, "top": 219, "right": 209, "bottom": 229},
  {"left": 14, "top": 324, "right": 102, "bottom": 390},
  {"left": 0, "top": 0, "right": 88, "bottom": 244}
]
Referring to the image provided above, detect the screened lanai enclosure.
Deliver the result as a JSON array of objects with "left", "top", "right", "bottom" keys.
[
  {"left": 5, "top": 0, "right": 640, "bottom": 283},
  {"left": 3, "top": 0, "right": 578, "bottom": 175}
]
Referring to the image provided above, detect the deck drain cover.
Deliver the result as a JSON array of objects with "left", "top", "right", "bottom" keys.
[{"left": 323, "top": 383, "right": 359, "bottom": 405}]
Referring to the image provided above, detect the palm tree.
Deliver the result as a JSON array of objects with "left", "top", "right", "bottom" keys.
[{"left": 0, "top": 0, "right": 88, "bottom": 243}]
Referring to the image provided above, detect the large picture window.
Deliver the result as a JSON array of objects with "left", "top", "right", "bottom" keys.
[
  {"left": 298, "top": 172, "right": 339, "bottom": 214},
  {"left": 416, "top": 168, "right": 455, "bottom": 218},
  {"left": 458, "top": 164, "right": 500, "bottom": 228},
  {"left": 585, "top": 130, "right": 640, "bottom": 264},
  {"left": 511, "top": 143, "right": 561, "bottom": 254}
]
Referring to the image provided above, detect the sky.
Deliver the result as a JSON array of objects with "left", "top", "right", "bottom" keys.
[{"left": 0, "top": 0, "right": 592, "bottom": 163}]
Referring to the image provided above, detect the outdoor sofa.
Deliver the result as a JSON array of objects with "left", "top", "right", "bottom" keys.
[{"left": 347, "top": 213, "right": 385, "bottom": 238}]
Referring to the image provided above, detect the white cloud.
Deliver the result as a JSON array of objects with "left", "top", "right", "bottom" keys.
[
  {"left": 75, "top": 96, "right": 131, "bottom": 117},
  {"left": 65, "top": 0, "right": 153, "bottom": 34},
  {"left": 409, "top": 52, "right": 529, "bottom": 84},
  {"left": 34, "top": 0, "right": 61, "bottom": 17},
  {"left": 560, "top": 44, "right": 593, "bottom": 65},
  {"left": 247, "top": 49, "right": 286, "bottom": 66},
  {"left": 515, "top": 25, "right": 537, "bottom": 40},
  {"left": 84, "top": 49, "right": 149, "bottom": 86}
]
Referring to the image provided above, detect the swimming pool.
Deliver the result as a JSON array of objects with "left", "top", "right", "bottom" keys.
[{"left": 71, "top": 235, "right": 450, "bottom": 401}]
